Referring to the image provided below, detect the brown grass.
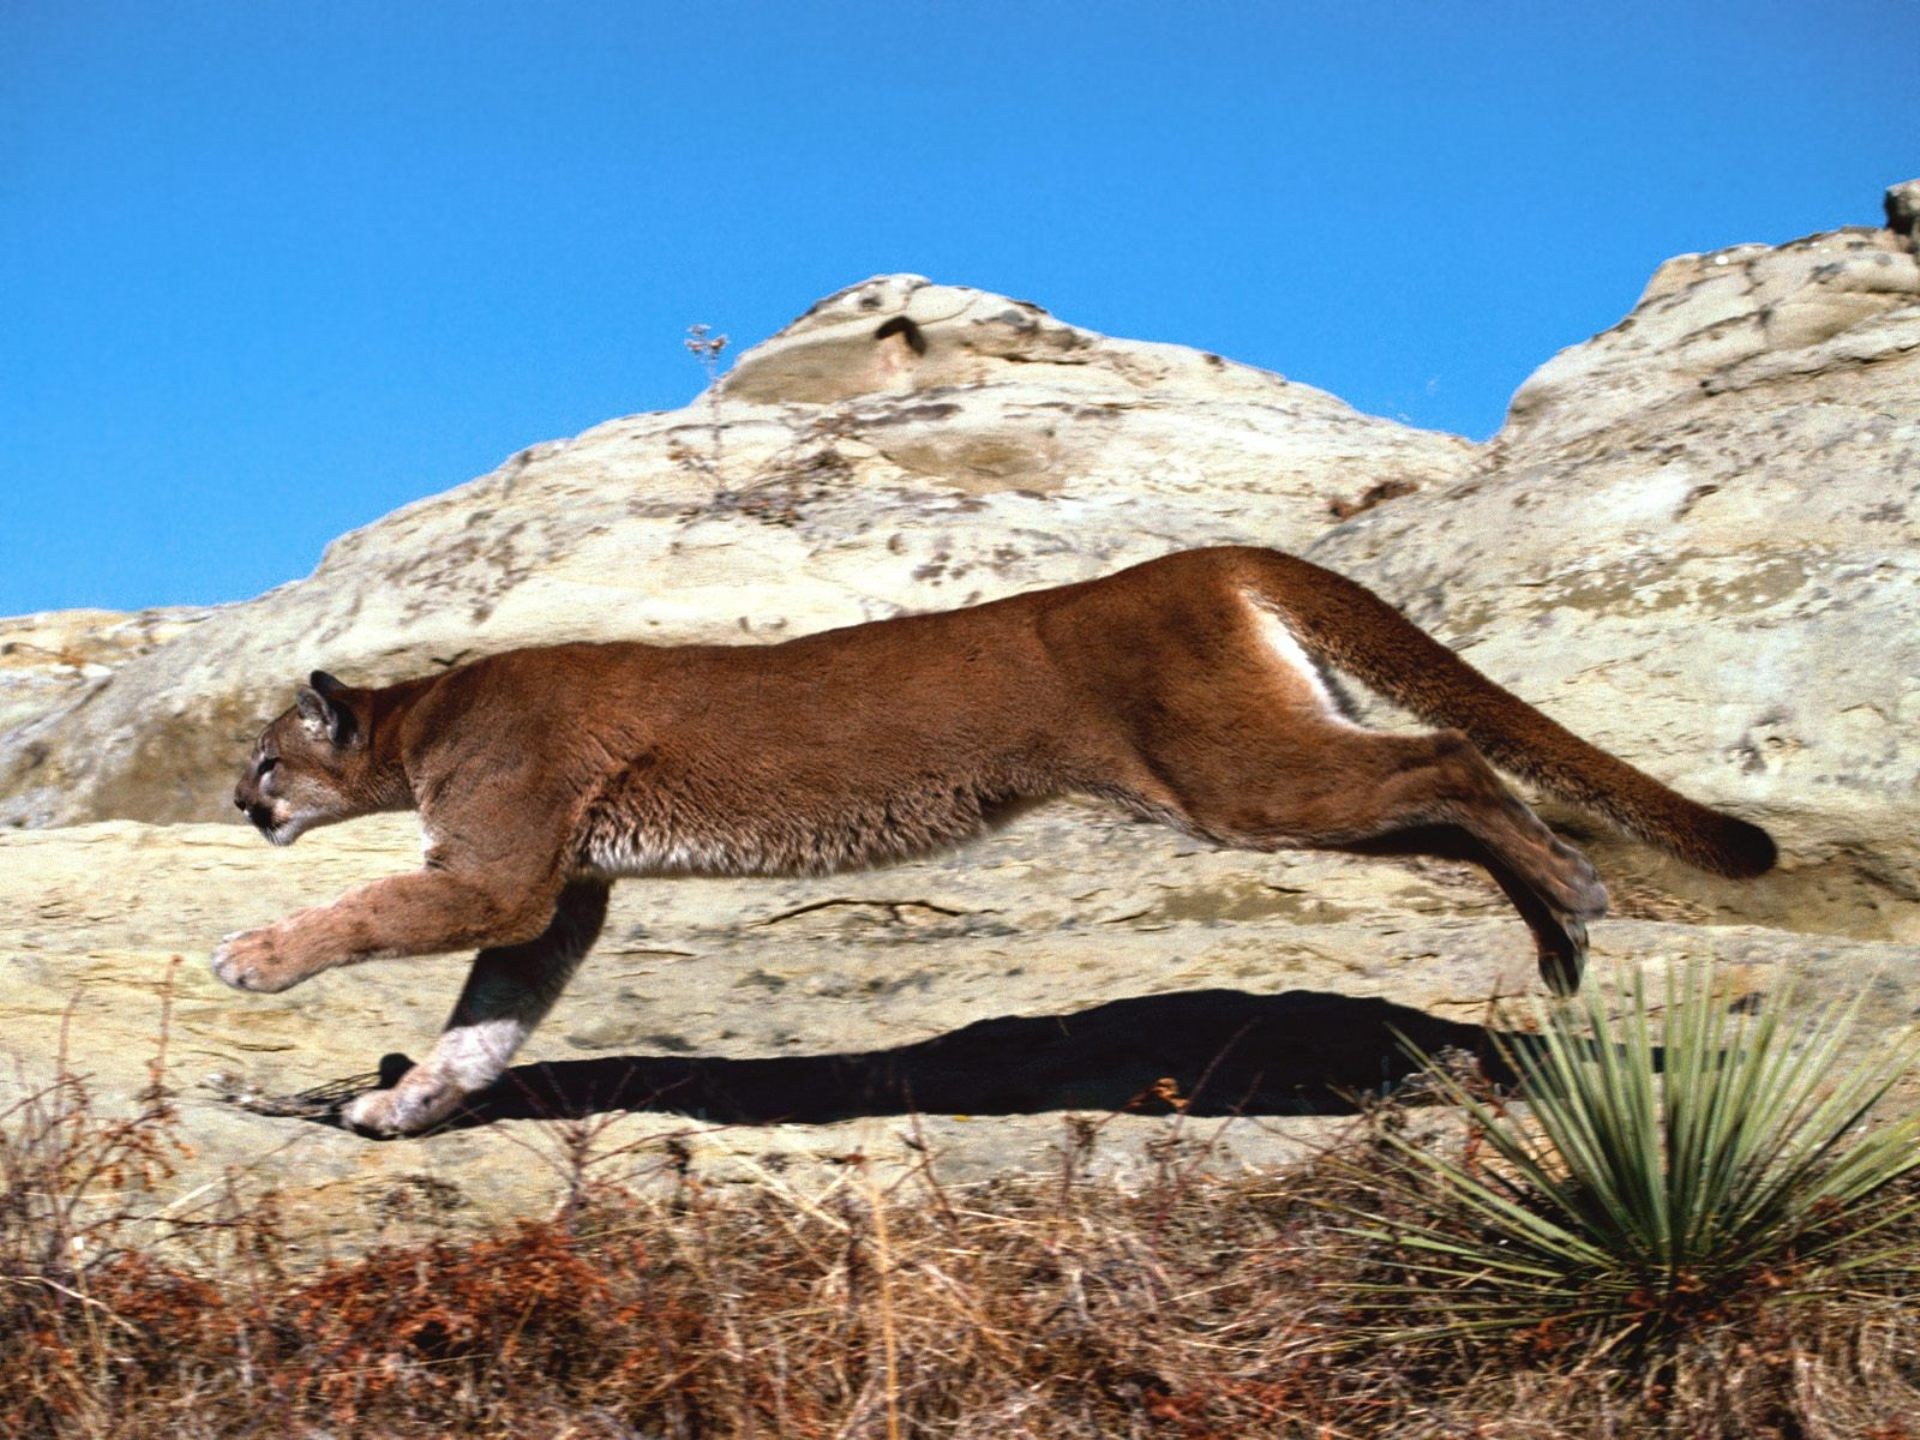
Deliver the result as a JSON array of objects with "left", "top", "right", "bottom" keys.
[{"left": 6, "top": 993, "right": 1920, "bottom": 1438}]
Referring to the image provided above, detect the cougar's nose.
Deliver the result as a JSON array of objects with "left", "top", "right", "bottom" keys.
[{"left": 233, "top": 790, "right": 248, "bottom": 813}]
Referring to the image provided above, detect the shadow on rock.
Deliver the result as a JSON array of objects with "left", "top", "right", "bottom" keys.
[{"left": 358, "top": 988, "right": 1528, "bottom": 1132}]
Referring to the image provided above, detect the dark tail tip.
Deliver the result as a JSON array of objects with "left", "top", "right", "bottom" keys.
[{"left": 1706, "top": 815, "right": 1777, "bottom": 879}]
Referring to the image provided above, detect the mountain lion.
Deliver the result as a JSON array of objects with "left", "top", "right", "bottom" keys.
[{"left": 216, "top": 547, "right": 1775, "bottom": 1135}]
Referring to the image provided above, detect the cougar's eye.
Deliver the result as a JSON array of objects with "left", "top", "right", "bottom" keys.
[{"left": 256, "top": 755, "right": 278, "bottom": 779}]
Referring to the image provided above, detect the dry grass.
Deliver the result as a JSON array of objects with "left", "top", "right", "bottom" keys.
[{"left": 7, "top": 993, "right": 1920, "bottom": 1438}]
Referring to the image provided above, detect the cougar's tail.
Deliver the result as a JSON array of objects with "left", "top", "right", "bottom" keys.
[{"left": 1244, "top": 550, "right": 1777, "bottom": 878}]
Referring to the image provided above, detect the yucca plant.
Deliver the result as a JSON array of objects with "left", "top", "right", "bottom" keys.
[{"left": 1341, "top": 963, "right": 1920, "bottom": 1353}]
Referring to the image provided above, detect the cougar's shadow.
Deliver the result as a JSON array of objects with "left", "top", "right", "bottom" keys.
[{"left": 370, "top": 988, "right": 1527, "bottom": 1132}]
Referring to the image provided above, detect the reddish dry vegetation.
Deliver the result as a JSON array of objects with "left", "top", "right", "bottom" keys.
[{"left": 6, "top": 1037, "right": 1920, "bottom": 1437}]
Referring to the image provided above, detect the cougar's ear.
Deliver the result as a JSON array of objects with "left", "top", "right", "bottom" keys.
[{"left": 296, "top": 671, "right": 361, "bottom": 748}]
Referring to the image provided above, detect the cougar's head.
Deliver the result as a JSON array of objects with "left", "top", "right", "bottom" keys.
[{"left": 234, "top": 671, "right": 380, "bottom": 846}]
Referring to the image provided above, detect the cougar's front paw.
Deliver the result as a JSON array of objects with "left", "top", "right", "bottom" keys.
[
  {"left": 211, "top": 928, "right": 309, "bottom": 993},
  {"left": 342, "top": 1070, "right": 465, "bottom": 1137}
]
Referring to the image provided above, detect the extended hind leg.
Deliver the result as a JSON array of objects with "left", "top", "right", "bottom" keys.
[
  {"left": 343, "top": 878, "right": 612, "bottom": 1136},
  {"left": 1349, "top": 824, "right": 1595, "bottom": 994},
  {"left": 1170, "top": 726, "right": 1607, "bottom": 993}
]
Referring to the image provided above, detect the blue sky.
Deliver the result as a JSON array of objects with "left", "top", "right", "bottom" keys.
[{"left": 3, "top": 1, "right": 1913, "bottom": 616}]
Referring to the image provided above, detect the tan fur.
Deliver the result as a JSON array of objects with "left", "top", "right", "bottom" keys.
[{"left": 215, "top": 546, "right": 1775, "bottom": 1135}]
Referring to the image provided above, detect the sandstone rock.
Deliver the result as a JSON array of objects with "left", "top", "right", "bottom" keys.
[
  {"left": 0, "top": 605, "right": 211, "bottom": 734},
  {"left": 1509, "top": 228, "right": 1918, "bottom": 448},
  {"left": 3, "top": 195, "right": 1919, "bottom": 1246},
  {"left": 1886, "top": 177, "right": 1920, "bottom": 240},
  {"left": 6, "top": 816, "right": 1913, "bottom": 1250},
  {"left": 1311, "top": 222, "right": 1920, "bottom": 944}
]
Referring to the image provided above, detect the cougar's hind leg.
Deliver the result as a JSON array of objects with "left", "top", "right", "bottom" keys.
[
  {"left": 1475, "top": 839, "right": 1592, "bottom": 996},
  {"left": 1348, "top": 823, "right": 1593, "bottom": 995},
  {"left": 1344, "top": 730, "right": 1606, "bottom": 995},
  {"left": 1162, "top": 723, "right": 1607, "bottom": 994},
  {"left": 343, "top": 878, "right": 613, "bottom": 1136}
]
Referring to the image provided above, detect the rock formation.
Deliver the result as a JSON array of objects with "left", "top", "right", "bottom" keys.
[
  {"left": 0, "top": 185, "right": 1915, "bottom": 1248},
  {"left": 1314, "top": 218, "right": 1920, "bottom": 944}
]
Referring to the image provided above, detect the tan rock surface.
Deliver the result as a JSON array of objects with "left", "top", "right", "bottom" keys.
[
  {"left": 0, "top": 606, "right": 211, "bottom": 734},
  {"left": 8, "top": 816, "right": 1913, "bottom": 1252},
  {"left": 1312, "top": 224, "right": 1920, "bottom": 943}
]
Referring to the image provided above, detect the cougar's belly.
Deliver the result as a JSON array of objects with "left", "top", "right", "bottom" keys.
[{"left": 571, "top": 770, "right": 1011, "bottom": 880}]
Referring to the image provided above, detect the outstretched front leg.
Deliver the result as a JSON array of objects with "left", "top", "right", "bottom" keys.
[
  {"left": 211, "top": 862, "right": 567, "bottom": 993},
  {"left": 343, "top": 878, "right": 612, "bottom": 1136}
]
